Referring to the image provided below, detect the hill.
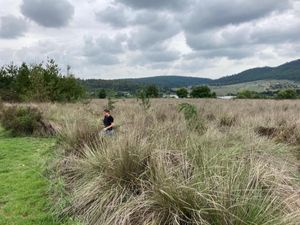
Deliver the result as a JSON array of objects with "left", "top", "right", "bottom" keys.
[
  {"left": 82, "top": 76, "right": 212, "bottom": 92},
  {"left": 213, "top": 59, "right": 300, "bottom": 85},
  {"left": 81, "top": 59, "right": 300, "bottom": 91},
  {"left": 210, "top": 80, "right": 300, "bottom": 96}
]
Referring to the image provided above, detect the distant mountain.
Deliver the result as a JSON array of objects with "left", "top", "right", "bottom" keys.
[
  {"left": 213, "top": 59, "right": 300, "bottom": 85},
  {"left": 127, "top": 76, "right": 212, "bottom": 88},
  {"left": 82, "top": 59, "right": 300, "bottom": 91},
  {"left": 82, "top": 76, "right": 212, "bottom": 92}
]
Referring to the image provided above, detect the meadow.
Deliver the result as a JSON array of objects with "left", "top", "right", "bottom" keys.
[{"left": 1, "top": 99, "right": 300, "bottom": 224}]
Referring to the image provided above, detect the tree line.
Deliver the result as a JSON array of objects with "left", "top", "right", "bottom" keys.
[
  {"left": 0, "top": 59, "right": 85, "bottom": 102},
  {"left": 237, "top": 89, "right": 300, "bottom": 99}
]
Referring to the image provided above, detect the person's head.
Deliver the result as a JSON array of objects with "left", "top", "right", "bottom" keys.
[{"left": 103, "top": 109, "right": 110, "bottom": 116}]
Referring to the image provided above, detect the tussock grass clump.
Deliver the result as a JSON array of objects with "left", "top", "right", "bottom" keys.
[
  {"left": 57, "top": 130, "right": 300, "bottom": 225},
  {"left": 178, "top": 103, "right": 207, "bottom": 134},
  {"left": 255, "top": 124, "right": 300, "bottom": 145},
  {"left": 219, "top": 114, "right": 238, "bottom": 127},
  {"left": 57, "top": 120, "right": 104, "bottom": 156},
  {"left": 0, "top": 105, "right": 55, "bottom": 136},
  {"left": 48, "top": 99, "right": 300, "bottom": 225}
]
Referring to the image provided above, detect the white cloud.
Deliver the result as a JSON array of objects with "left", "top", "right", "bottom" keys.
[{"left": 0, "top": 0, "right": 299, "bottom": 79}]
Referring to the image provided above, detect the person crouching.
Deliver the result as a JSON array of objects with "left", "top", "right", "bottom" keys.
[{"left": 103, "top": 109, "right": 114, "bottom": 135}]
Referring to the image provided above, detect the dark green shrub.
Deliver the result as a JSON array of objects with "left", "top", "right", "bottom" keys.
[
  {"left": 190, "top": 86, "right": 215, "bottom": 98},
  {"left": 276, "top": 89, "right": 298, "bottom": 99},
  {"left": 176, "top": 88, "right": 188, "bottom": 98},
  {"left": 98, "top": 89, "right": 106, "bottom": 99},
  {"left": 145, "top": 85, "right": 159, "bottom": 98},
  {"left": 0, "top": 105, "right": 52, "bottom": 136}
]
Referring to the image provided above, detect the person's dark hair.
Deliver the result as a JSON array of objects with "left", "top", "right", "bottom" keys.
[{"left": 104, "top": 109, "right": 110, "bottom": 113}]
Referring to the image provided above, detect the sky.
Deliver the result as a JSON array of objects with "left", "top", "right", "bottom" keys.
[{"left": 0, "top": 0, "right": 300, "bottom": 79}]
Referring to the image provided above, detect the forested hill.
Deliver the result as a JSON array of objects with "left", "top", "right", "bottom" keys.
[
  {"left": 82, "top": 76, "right": 212, "bottom": 91},
  {"left": 81, "top": 59, "right": 300, "bottom": 91},
  {"left": 212, "top": 59, "right": 300, "bottom": 85}
]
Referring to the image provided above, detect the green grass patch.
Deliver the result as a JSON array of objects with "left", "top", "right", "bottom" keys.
[{"left": 0, "top": 129, "right": 73, "bottom": 225}]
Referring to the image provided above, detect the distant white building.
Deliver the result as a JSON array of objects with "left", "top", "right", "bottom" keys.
[
  {"left": 217, "top": 96, "right": 237, "bottom": 100},
  {"left": 163, "top": 94, "right": 179, "bottom": 99}
]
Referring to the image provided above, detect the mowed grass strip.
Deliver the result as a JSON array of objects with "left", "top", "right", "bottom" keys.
[{"left": 0, "top": 129, "right": 68, "bottom": 225}]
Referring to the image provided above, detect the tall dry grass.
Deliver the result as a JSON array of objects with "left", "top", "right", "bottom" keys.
[{"left": 40, "top": 99, "right": 300, "bottom": 225}]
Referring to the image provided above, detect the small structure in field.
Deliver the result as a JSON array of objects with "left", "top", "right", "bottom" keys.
[
  {"left": 217, "top": 96, "right": 236, "bottom": 100},
  {"left": 163, "top": 94, "right": 179, "bottom": 99}
]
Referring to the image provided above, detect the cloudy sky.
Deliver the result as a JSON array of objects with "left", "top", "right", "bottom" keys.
[{"left": 0, "top": 0, "right": 300, "bottom": 79}]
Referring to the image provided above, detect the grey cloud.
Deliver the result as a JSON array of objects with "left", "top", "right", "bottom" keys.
[
  {"left": 185, "top": 27, "right": 251, "bottom": 51},
  {"left": 21, "top": 0, "right": 74, "bottom": 27},
  {"left": 127, "top": 14, "right": 180, "bottom": 49},
  {"left": 144, "top": 50, "right": 180, "bottom": 62},
  {"left": 95, "top": 6, "right": 129, "bottom": 28},
  {"left": 83, "top": 36, "right": 124, "bottom": 65},
  {"left": 185, "top": 15, "right": 300, "bottom": 52},
  {"left": 116, "top": 0, "right": 185, "bottom": 10},
  {"left": 183, "top": 0, "right": 291, "bottom": 33},
  {"left": 96, "top": 6, "right": 177, "bottom": 29},
  {"left": 251, "top": 19, "right": 300, "bottom": 44},
  {"left": 202, "top": 48, "right": 254, "bottom": 59},
  {"left": 132, "top": 49, "right": 181, "bottom": 66},
  {"left": 0, "top": 15, "right": 28, "bottom": 39},
  {"left": 177, "top": 57, "right": 216, "bottom": 73},
  {"left": 86, "top": 53, "right": 120, "bottom": 65}
]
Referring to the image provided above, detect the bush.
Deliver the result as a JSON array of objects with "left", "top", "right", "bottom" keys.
[
  {"left": 145, "top": 85, "right": 159, "bottom": 98},
  {"left": 276, "top": 89, "right": 298, "bottom": 99},
  {"left": 190, "top": 86, "right": 215, "bottom": 98},
  {"left": 176, "top": 88, "right": 188, "bottom": 98},
  {"left": 98, "top": 89, "right": 106, "bottom": 99},
  {"left": 0, "top": 106, "right": 43, "bottom": 136}
]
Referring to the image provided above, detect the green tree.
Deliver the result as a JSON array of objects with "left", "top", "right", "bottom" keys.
[
  {"left": 15, "top": 63, "right": 31, "bottom": 99},
  {"left": 0, "top": 60, "right": 85, "bottom": 102},
  {"left": 276, "top": 89, "right": 297, "bottom": 99},
  {"left": 57, "top": 75, "right": 85, "bottom": 102},
  {"left": 145, "top": 85, "right": 159, "bottom": 98},
  {"left": 98, "top": 89, "right": 106, "bottom": 99},
  {"left": 0, "top": 64, "right": 18, "bottom": 101},
  {"left": 176, "top": 88, "right": 188, "bottom": 98},
  {"left": 190, "top": 86, "right": 215, "bottom": 98},
  {"left": 28, "top": 64, "right": 49, "bottom": 102}
]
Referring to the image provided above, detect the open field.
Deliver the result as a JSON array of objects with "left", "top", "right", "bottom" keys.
[
  {"left": 1, "top": 99, "right": 300, "bottom": 224},
  {"left": 0, "top": 128, "right": 73, "bottom": 225}
]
